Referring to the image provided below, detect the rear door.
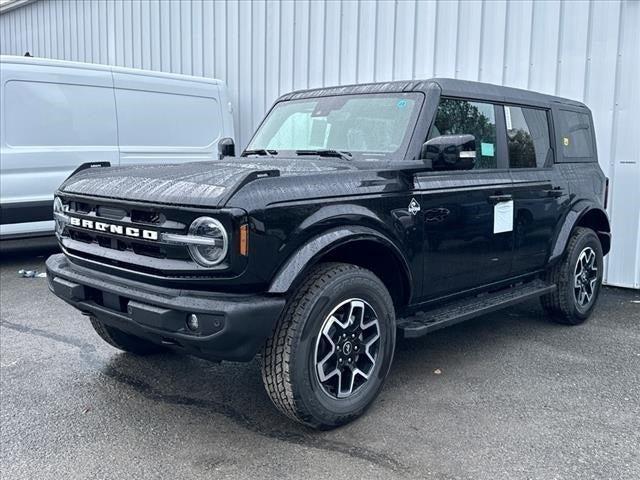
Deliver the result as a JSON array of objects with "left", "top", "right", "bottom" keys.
[
  {"left": 503, "top": 105, "right": 568, "bottom": 275},
  {"left": 0, "top": 61, "right": 117, "bottom": 237},
  {"left": 112, "top": 71, "right": 225, "bottom": 166},
  {"left": 415, "top": 98, "right": 516, "bottom": 299}
]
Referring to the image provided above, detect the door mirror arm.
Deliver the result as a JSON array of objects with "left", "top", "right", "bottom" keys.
[
  {"left": 420, "top": 134, "right": 476, "bottom": 171},
  {"left": 218, "top": 138, "right": 236, "bottom": 159}
]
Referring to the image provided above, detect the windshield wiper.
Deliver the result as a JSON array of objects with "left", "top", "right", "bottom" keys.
[
  {"left": 295, "top": 149, "right": 353, "bottom": 161},
  {"left": 242, "top": 149, "right": 278, "bottom": 157}
]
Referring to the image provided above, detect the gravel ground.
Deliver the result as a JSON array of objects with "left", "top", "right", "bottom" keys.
[{"left": 1, "top": 247, "right": 639, "bottom": 480}]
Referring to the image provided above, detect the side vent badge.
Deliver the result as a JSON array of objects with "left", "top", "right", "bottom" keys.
[{"left": 408, "top": 198, "right": 421, "bottom": 215}]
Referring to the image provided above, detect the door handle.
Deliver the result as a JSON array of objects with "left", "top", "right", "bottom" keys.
[
  {"left": 543, "top": 188, "right": 565, "bottom": 198},
  {"left": 488, "top": 194, "right": 512, "bottom": 204}
]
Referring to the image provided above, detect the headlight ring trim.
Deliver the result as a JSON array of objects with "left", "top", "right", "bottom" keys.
[{"left": 161, "top": 216, "right": 229, "bottom": 268}]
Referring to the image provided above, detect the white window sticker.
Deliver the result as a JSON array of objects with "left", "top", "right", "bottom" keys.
[
  {"left": 505, "top": 106, "right": 513, "bottom": 130},
  {"left": 493, "top": 200, "right": 514, "bottom": 234}
]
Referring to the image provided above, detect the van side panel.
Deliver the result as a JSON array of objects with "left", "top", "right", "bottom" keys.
[
  {"left": 113, "top": 72, "right": 225, "bottom": 165},
  {"left": 0, "top": 62, "right": 118, "bottom": 237}
]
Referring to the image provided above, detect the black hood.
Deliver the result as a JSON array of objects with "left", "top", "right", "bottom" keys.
[{"left": 59, "top": 158, "right": 357, "bottom": 208}]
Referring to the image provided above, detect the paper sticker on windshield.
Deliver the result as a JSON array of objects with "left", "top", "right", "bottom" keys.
[
  {"left": 563, "top": 137, "right": 570, "bottom": 146},
  {"left": 481, "top": 142, "right": 495, "bottom": 157},
  {"left": 397, "top": 99, "right": 407, "bottom": 109}
]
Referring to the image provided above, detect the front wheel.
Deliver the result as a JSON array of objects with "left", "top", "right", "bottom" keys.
[
  {"left": 541, "top": 227, "right": 604, "bottom": 325},
  {"left": 261, "top": 263, "right": 396, "bottom": 429}
]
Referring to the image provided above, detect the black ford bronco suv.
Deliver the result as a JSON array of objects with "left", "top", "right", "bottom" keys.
[{"left": 47, "top": 79, "right": 610, "bottom": 429}]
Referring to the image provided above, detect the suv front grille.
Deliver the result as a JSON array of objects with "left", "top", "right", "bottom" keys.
[
  {"left": 59, "top": 196, "right": 207, "bottom": 276},
  {"left": 131, "top": 209, "right": 163, "bottom": 225}
]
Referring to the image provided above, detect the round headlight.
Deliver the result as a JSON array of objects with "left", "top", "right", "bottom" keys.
[
  {"left": 53, "top": 197, "right": 67, "bottom": 235},
  {"left": 187, "top": 217, "right": 228, "bottom": 267}
]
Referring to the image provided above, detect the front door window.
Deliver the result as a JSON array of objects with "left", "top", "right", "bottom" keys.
[{"left": 427, "top": 99, "right": 498, "bottom": 169}]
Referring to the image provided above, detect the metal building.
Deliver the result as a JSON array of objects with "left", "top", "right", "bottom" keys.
[{"left": 1, "top": 0, "right": 638, "bottom": 289}]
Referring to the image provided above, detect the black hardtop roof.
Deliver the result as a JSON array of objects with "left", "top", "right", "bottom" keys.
[{"left": 277, "top": 78, "right": 587, "bottom": 110}]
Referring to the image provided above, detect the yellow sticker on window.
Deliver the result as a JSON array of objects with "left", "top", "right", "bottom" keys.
[{"left": 563, "top": 137, "right": 570, "bottom": 146}]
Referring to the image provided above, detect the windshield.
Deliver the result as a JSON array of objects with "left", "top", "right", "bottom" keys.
[{"left": 247, "top": 93, "right": 422, "bottom": 159}]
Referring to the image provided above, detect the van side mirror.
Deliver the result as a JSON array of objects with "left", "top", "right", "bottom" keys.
[
  {"left": 421, "top": 134, "right": 476, "bottom": 171},
  {"left": 218, "top": 138, "right": 235, "bottom": 159}
]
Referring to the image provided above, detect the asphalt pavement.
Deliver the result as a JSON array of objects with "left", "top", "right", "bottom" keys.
[{"left": 1, "top": 246, "right": 639, "bottom": 480}]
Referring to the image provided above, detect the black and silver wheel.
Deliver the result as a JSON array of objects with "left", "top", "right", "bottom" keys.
[
  {"left": 541, "top": 227, "right": 603, "bottom": 325},
  {"left": 314, "top": 298, "right": 381, "bottom": 399},
  {"left": 261, "top": 263, "right": 396, "bottom": 429},
  {"left": 89, "top": 316, "right": 166, "bottom": 355},
  {"left": 573, "top": 247, "right": 599, "bottom": 309}
]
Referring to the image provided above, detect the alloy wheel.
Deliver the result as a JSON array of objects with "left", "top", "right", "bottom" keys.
[
  {"left": 314, "top": 299, "right": 381, "bottom": 399},
  {"left": 574, "top": 247, "right": 598, "bottom": 308}
]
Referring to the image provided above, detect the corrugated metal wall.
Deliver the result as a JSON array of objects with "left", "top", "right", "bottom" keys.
[{"left": 1, "top": 0, "right": 639, "bottom": 288}]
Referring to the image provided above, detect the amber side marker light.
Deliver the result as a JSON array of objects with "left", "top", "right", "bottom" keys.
[{"left": 239, "top": 224, "right": 249, "bottom": 256}]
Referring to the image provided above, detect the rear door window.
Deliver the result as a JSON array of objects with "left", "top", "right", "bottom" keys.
[
  {"left": 557, "top": 110, "right": 594, "bottom": 159},
  {"left": 505, "top": 106, "right": 552, "bottom": 168},
  {"left": 428, "top": 98, "right": 498, "bottom": 169},
  {"left": 115, "top": 89, "right": 221, "bottom": 149}
]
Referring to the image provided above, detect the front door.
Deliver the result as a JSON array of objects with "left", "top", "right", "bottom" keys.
[
  {"left": 415, "top": 170, "right": 515, "bottom": 298},
  {"left": 415, "top": 98, "right": 514, "bottom": 299}
]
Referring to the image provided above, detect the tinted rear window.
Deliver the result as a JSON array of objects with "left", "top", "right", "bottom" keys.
[
  {"left": 557, "top": 110, "right": 594, "bottom": 159},
  {"left": 505, "top": 106, "right": 552, "bottom": 168}
]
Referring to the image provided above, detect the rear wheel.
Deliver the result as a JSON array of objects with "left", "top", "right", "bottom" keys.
[
  {"left": 261, "top": 263, "right": 396, "bottom": 429},
  {"left": 541, "top": 227, "right": 603, "bottom": 325},
  {"left": 89, "top": 316, "right": 166, "bottom": 355}
]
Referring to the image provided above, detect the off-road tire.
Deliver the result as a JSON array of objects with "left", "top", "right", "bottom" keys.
[
  {"left": 89, "top": 316, "right": 166, "bottom": 355},
  {"left": 541, "top": 227, "right": 603, "bottom": 325},
  {"left": 261, "top": 262, "right": 396, "bottom": 429}
]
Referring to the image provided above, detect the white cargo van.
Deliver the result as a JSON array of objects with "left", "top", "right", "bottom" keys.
[{"left": 0, "top": 55, "right": 235, "bottom": 240}]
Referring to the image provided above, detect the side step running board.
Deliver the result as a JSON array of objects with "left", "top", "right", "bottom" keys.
[{"left": 397, "top": 279, "right": 556, "bottom": 338}]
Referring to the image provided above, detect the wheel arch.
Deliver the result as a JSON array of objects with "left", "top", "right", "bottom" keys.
[
  {"left": 268, "top": 226, "right": 413, "bottom": 309},
  {"left": 550, "top": 202, "right": 611, "bottom": 263}
]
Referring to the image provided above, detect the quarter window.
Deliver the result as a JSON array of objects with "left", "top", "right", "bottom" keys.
[
  {"left": 427, "top": 99, "right": 498, "bottom": 169},
  {"left": 557, "top": 110, "right": 594, "bottom": 158},
  {"left": 505, "top": 106, "right": 552, "bottom": 168}
]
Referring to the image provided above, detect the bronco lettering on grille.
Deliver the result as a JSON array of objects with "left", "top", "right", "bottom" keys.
[{"left": 69, "top": 217, "right": 159, "bottom": 240}]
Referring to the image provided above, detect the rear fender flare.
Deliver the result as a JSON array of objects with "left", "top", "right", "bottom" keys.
[{"left": 549, "top": 202, "right": 611, "bottom": 263}]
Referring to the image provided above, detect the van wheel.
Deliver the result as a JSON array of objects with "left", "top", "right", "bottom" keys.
[
  {"left": 261, "top": 263, "right": 396, "bottom": 429},
  {"left": 541, "top": 227, "right": 603, "bottom": 325},
  {"left": 89, "top": 316, "right": 166, "bottom": 355}
]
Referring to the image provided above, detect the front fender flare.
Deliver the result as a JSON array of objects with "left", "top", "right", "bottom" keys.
[{"left": 268, "top": 225, "right": 412, "bottom": 297}]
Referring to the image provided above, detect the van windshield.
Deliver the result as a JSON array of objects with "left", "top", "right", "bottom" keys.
[{"left": 246, "top": 93, "right": 421, "bottom": 159}]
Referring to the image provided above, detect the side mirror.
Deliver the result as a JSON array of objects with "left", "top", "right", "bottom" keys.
[
  {"left": 218, "top": 137, "right": 235, "bottom": 159},
  {"left": 421, "top": 134, "right": 476, "bottom": 170}
]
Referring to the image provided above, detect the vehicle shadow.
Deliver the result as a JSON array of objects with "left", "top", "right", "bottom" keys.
[
  {"left": 93, "top": 298, "right": 551, "bottom": 433},
  {"left": 73, "top": 294, "right": 608, "bottom": 475},
  {"left": 393, "top": 298, "right": 551, "bottom": 365},
  {"left": 96, "top": 350, "right": 411, "bottom": 472}
]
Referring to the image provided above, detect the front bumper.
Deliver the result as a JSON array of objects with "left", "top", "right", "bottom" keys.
[{"left": 46, "top": 254, "right": 285, "bottom": 362}]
